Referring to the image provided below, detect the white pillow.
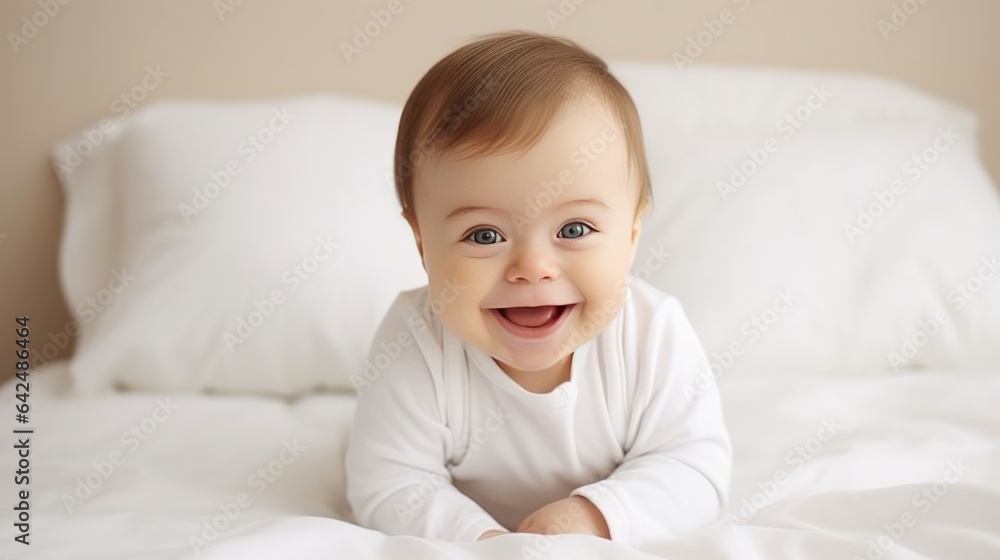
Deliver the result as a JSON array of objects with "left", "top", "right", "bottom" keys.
[
  {"left": 610, "top": 61, "right": 1000, "bottom": 377},
  {"left": 55, "top": 65, "right": 1000, "bottom": 396},
  {"left": 53, "top": 116, "right": 125, "bottom": 336},
  {"left": 54, "top": 95, "right": 427, "bottom": 395}
]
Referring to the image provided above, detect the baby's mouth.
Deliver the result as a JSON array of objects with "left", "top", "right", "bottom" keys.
[{"left": 497, "top": 305, "right": 570, "bottom": 329}]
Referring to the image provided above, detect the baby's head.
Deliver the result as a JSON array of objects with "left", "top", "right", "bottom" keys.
[{"left": 395, "top": 31, "right": 652, "bottom": 384}]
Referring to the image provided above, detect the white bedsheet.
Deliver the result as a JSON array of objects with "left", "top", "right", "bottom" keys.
[{"left": 2, "top": 362, "right": 998, "bottom": 559}]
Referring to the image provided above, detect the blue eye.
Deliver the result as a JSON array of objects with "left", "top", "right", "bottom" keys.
[
  {"left": 467, "top": 228, "right": 504, "bottom": 245},
  {"left": 558, "top": 222, "right": 593, "bottom": 239}
]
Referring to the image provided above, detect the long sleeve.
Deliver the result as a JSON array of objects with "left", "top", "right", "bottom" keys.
[
  {"left": 345, "top": 294, "right": 507, "bottom": 542},
  {"left": 570, "top": 297, "right": 732, "bottom": 547}
]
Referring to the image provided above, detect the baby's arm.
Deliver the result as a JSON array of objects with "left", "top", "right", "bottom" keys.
[
  {"left": 345, "top": 307, "right": 507, "bottom": 542},
  {"left": 569, "top": 298, "right": 732, "bottom": 546}
]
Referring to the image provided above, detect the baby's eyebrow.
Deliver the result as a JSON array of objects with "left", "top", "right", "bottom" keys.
[
  {"left": 445, "top": 198, "right": 609, "bottom": 221},
  {"left": 445, "top": 206, "right": 501, "bottom": 221}
]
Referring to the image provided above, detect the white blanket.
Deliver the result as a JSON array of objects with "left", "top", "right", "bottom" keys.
[{"left": 2, "top": 362, "right": 998, "bottom": 559}]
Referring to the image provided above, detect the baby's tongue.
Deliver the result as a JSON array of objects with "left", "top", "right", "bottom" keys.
[{"left": 502, "top": 305, "right": 559, "bottom": 328}]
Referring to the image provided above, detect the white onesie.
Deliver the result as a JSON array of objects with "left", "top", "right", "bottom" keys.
[{"left": 345, "top": 274, "right": 732, "bottom": 547}]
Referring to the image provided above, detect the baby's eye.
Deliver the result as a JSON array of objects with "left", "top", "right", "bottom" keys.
[
  {"left": 466, "top": 228, "right": 505, "bottom": 245},
  {"left": 558, "top": 222, "right": 594, "bottom": 239}
]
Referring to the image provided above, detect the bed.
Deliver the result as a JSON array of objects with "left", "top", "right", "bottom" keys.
[
  {"left": 4, "top": 60, "right": 1000, "bottom": 559},
  {"left": 3, "top": 362, "right": 999, "bottom": 559}
]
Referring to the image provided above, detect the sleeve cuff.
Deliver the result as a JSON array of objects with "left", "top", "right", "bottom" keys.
[
  {"left": 446, "top": 514, "right": 508, "bottom": 543},
  {"left": 570, "top": 482, "right": 629, "bottom": 546}
]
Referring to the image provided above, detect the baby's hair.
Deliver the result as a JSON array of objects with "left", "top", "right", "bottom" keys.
[{"left": 394, "top": 30, "right": 652, "bottom": 221}]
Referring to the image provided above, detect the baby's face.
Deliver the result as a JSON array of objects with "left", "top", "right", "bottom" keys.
[{"left": 406, "top": 98, "right": 643, "bottom": 379}]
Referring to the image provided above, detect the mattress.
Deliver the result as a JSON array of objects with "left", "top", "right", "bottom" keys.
[{"left": 2, "top": 362, "right": 998, "bottom": 559}]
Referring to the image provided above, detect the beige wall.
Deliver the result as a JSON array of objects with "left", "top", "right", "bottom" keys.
[{"left": 2, "top": 0, "right": 998, "bottom": 379}]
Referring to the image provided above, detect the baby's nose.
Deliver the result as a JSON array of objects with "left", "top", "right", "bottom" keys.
[{"left": 506, "top": 245, "right": 560, "bottom": 284}]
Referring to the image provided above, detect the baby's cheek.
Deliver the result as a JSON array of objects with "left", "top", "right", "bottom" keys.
[
  {"left": 425, "top": 268, "right": 484, "bottom": 325},
  {"left": 578, "top": 259, "right": 627, "bottom": 299},
  {"left": 438, "top": 261, "right": 495, "bottom": 299},
  {"left": 578, "top": 278, "right": 628, "bottom": 333}
]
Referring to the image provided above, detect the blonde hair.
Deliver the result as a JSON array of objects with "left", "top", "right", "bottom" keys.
[{"left": 394, "top": 31, "right": 652, "bottom": 221}]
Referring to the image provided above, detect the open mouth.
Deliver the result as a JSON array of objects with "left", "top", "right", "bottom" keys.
[
  {"left": 498, "top": 305, "right": 570, "bottom": 328},
  {"left": 488, "top": 303, "right": 577, "bottom": 340}
]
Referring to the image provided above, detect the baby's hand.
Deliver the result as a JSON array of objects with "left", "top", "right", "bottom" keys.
[{"left": 516, "top": 496, "right": 610, "bottom": 539}]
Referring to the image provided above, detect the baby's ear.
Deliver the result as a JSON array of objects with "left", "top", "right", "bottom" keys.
[
  {"left": 630, "top": 196, "right": 651, "bottom": 248},
  {"left": 628, "top": 213, "right": 643, "bottom": 265},
  {"left": 401, "top": 210, "right": 425, "bottom": 265}
]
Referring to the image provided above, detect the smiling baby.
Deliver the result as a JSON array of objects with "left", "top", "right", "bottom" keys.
[{"left": 345, "top": 31, "right": 732, "bottom": 547}]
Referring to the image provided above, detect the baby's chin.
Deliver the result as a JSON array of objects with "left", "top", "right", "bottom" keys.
[{"left": 484, "top": 331, "right": 579, "bottom": 371}]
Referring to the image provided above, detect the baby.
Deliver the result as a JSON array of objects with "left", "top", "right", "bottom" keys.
[{"left": 346, "top": 31, "right": 732, "bottom": 547}]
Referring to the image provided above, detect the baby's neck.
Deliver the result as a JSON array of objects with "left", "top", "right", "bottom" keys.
[{"left": 495, "top": 353, "right": 572, "bottom": 394}]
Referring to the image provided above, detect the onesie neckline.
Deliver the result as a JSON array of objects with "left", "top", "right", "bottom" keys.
[{"left": 463, "top": 339, "right": 587, "bottom": 409}]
